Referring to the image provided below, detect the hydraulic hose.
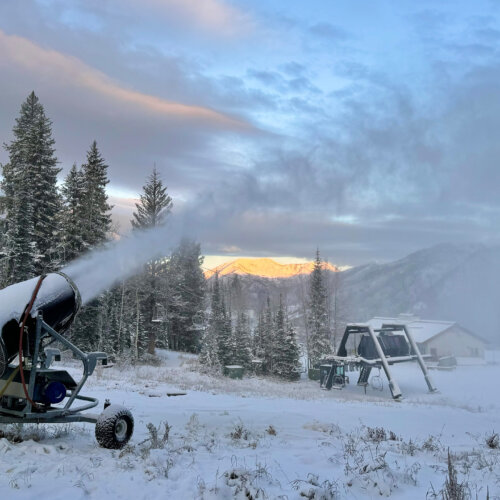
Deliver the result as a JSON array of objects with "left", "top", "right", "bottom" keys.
[{"left": 18, "top": 274, "right": 46, "bottom": 408}]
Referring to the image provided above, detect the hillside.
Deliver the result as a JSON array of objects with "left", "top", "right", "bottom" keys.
[{"left": 204, "top": 257, "right": 337, "bottom": 279}]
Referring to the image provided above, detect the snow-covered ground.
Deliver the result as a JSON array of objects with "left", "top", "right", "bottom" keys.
[{"left": 1, "top": 353, "right": 499, "bottom": 499}]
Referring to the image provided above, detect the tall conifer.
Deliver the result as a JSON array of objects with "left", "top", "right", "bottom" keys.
[
  {"left": 1, "top": 92, "right": 61, "bottom": 282},
  {"left": 60, "top": 163, "right": 85, "bottom": 263},
  {"left": 231, "top": 312, "right": 252, "bottom": 369},
  {"left": 166, "top": 239, "right": 205, "bottom": 352},
  {"left": 81, "top": 141, "right": 112, "bottom": 248},
  {"left": 131, "top": 167, "right": 172, "bottom": 354},
  {"left": 307, "top": 249, "right": 332, "bottom": 367}
]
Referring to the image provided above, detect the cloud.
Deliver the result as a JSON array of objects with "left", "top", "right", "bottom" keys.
[
  {"left": 308, "top": 22, "right": 350, "bottom": 41},
  {"left": 3, "top": 1, "right": 500, "bottom": 266},
  {"left": 0, "top": 29, "right": 249, "bottom": 129},
  {"left": 123, "top": 0, "right": 254, "bottom": 38}
]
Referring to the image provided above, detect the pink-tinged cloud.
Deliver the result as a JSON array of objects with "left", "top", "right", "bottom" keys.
[
  {"left": 126, "top": 0, "right": 254, "bottom": 37},
  {"left": 0, "top": 29, "right": 250, "bottom": 130}
]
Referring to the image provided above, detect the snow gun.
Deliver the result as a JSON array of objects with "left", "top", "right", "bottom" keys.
[{"left": 0, "top": 273, "right": 134, "bottom": 449}]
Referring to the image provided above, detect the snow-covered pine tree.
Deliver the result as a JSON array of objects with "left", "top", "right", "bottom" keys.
[
  {"left": 200, "top": 273, "right": 226, "bottom": 371},
  {"left": 307, "top": 249, "right": 332, "bottom": 367},
  {"left": 0, "top": 166, "right": 36, "bottom": 284},
  {"left": 131, "top": 167, "right": 172, "bottom": 230},
  {"left": 0, "top": 195, "right": 7, "bottom": 283},
  {"left": 60, "top": 163, "right": 84, "bottom": 263},
  {"left": 114, "top": 280, "right": 135, "bottom": 356},
  {"left": 69, "top": 142, "right": 113, "bottom": 351},
  {"left": 198, "top": 322, "right": 221, "bottom": 373},
  {"left": 231, "top": 312, "right": 252, "bottom": 369},
  {"left": 1, "top": 92, "right": 62, "bottom": 282},
  {"left": 208, "top": 273, "right": 232, "bottom": 367},
  {"left": 166, "top": 238, "right": 205, "bottom": 353},
  {"left": 80, "top": 141, "right": 112, "bottom": 249},
  {"left": 262, "top": 297, "right": 274, "bottom": 374},
  {"left": 252, "top": 312, "right": 266, "bottom": 361},
  {"left": 282, "top": 320, "right": 302, "bottom": 381},
  {"left": 271, "top": 295, "right": 288, "bottom": 378},
  {"left": 131, "top": 167, "right": 172, "bottom": 355}
]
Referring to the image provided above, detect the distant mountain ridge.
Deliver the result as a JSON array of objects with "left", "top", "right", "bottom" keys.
[
  {"left": 203, "top": 244, "right": 500, "bottom": 345},
  {"left": 204, "top": 257, "right": 337, "bottom": 279}
]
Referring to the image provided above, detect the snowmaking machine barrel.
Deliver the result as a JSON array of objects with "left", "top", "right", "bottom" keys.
[
  {"left": 0, "top": 272, "right": 134, "bottom": 450},
  {"left": 0, "top": 272, "right": 81, "bottom": 376}
]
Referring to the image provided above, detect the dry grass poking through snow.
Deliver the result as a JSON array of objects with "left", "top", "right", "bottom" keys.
[{"left": 3, "top": 352, "right": 498, "bottom": 498}]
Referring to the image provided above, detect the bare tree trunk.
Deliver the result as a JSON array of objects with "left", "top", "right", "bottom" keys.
[
  {"left": 97, "top": 299, "right": 104, "bottom": 352},
  {"left": 148, "top": 329, "right": 156, "bottom": 355},
  {"left": 117, "top": 281, "right": 125, "bottom": 355},
  {"left": 134, "top": 288, "right": 139, "bottom": 360},
  {"left": 147, "top": 261, "right": 157, "bottom": 355},
  {"left": 298, "top": 275, "right": 310, "bottom": 369}
]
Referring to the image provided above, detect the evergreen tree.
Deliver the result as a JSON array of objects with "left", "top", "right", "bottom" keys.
[
  {"left": 307, "top": 249, "right": 332, "bottom": 367},
  {"left": 199, "top": 322, "right": 221, "bottom": 373},
  {"left": 200, "top": 273, "right": 225, "bottom": 370},
  {"left": 70, "top": 142, "right": 112, "bottom": 351},
  {"left": 131, "top": 167, "right": 172, "bottom": 355},
  {"left": 208, "top": 274, "right": 232, "bottom": 367},
  {"left": 253, "top": 312, "right": 266, "bottom": 361},
  {"left": 131, "top": 167, "right": 172, "bottom": 230},
  {"left": 282, "top": 320, "right": 301, "bottom": 381},
  {"left": 60, "top": 163, "right": 85, "bottom": 263},
  {"left": 80, "top": 141, "right": 112, "bottom": 249},
  {"left": 1, "top": 92, "right": 61, "bottom": 282},
  {"left": 166, "top": 239, "right": 205, "bottom": 352},
  {"left": 272, "top": 295, "right": 288, "bottom": 377},
  {"left": 231, "top": 312, "right": 252, "bottom": 369},
  {"left": 261, "top": 297, "right": 274, "bottom": 374}
]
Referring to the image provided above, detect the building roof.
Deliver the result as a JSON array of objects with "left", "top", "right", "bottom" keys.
[{"left": 368, "top": 315, "right": 460, "bottom": 344}]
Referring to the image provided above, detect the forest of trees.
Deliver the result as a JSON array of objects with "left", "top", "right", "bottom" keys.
[
  {"left": 0, "top": 92, "right": 205, "bottom": 361},
  {"left": 0, "top": 92, "right": 334, "bottom": 379}
]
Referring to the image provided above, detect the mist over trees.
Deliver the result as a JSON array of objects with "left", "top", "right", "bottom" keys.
[{"left": 0, "top": 92, "right": 334, "bottom": 380}]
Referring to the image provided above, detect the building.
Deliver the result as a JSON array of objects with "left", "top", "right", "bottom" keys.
[{"left": 368, "top": 315, "right": 487, "bottom": 359}]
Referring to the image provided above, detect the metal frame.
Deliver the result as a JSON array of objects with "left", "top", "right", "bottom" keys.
[
  {"left": 322, "top": 322, "right": 437, "bottom": 400},
  {"left": 0, "top": 312, "right": 106, "bottom": 424}
]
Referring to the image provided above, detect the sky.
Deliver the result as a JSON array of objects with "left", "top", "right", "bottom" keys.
[{"left": 1, "top": 0, "right": 500, "bottom": 268}]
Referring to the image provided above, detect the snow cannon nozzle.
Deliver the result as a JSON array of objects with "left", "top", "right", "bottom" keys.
[{"left": 0, "top": 272, "right": 82, "bottom": 375}]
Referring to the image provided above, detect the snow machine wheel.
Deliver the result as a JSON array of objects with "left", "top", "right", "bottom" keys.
[{"left": 95, "top": 405, "right": 134, "bottom": 449}]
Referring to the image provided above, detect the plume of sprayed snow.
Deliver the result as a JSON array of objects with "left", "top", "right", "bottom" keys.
[{"left": 63, "top": 219, "right": 185, "bottom": 304}]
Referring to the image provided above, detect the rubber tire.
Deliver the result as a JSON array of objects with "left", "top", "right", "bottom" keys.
[{"left": 95, "top": 405, "right": 134, "bottom": 449}]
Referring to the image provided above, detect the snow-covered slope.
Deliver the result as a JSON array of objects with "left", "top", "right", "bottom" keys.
[
  {"left": 340, "top": 243, "right": 482, "bottom": 320},
  {"left": 1, "top": 353, "right": 499, "bottom": 499}
]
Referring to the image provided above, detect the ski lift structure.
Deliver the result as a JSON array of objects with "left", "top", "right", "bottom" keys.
[
  {"left": 151, "top": 303, "right": 167, "bottom": 323},
  {"left": 317, "top": 323, "right": 437, "bottom": 400}
]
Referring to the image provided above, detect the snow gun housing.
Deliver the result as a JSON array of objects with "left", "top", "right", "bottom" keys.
[
  {"left": 0, "top": 273, "right": 133, "bottom": 449},
  {"left": 317, "top": 323, "right": 437, "bottom": 400}
]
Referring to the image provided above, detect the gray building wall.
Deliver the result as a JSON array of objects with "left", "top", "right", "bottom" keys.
[{"left": 418, "top": 326, "right": 485, "bottom": 358}]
